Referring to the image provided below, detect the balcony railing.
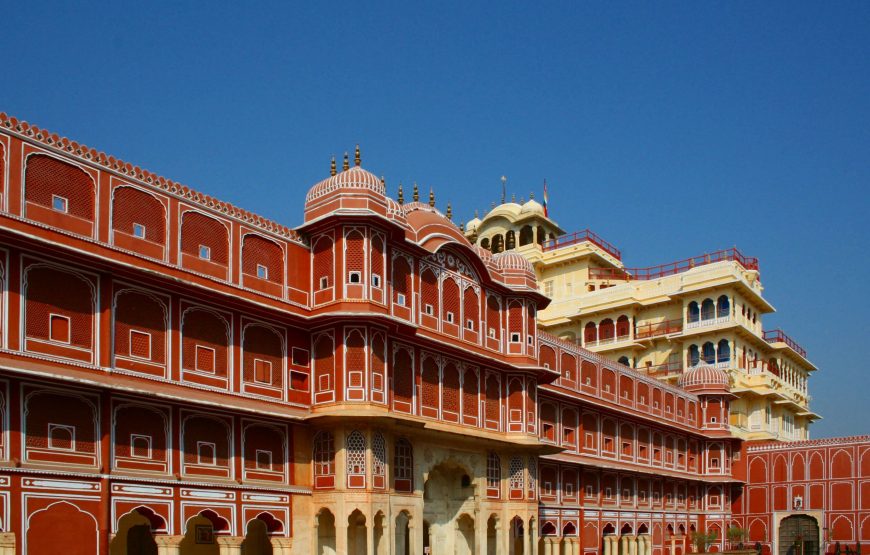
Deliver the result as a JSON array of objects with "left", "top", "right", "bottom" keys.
[
  {"left": 763, "top": 329, "right": 807, "bottom": 359},
  {"left": 585, "top": 333, "right": 631, "bottom": 347},
  {"left": 634, "top": 318, "right": 683, "bottom": 339},
  {"left": 641, "top": 360, "right": 683, "bottom": 377},
  {"left": 685, "top": 315, "right": 731, "bottom": 330},
  {"left": 542, "top": 229, "right": 622, "bottom": 260},
  {"left": 588, "top": 248, "right": 759, "bottom": 281}
]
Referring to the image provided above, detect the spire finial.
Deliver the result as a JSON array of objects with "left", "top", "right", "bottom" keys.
[
  {"left": 413, "top": 182, "right": 419, "bottom": 202},
  {"left": 474, "top": 209, "right": 479, "bottom": 218},
  {"left": 397, "top": 183, "right": 404, "bottom": 204},
  {"left": 511, "top": 193, "right": 516, "bottom": 203},
  {"left": 491, "top": 201, "right": 495, "bottom": 210},
  {"left": 342, "top": 152, "right": 350, "bottom": 171},
  {"left": 520, "top": 196, "right": 525, "bottom": 204},
  {"left": 380, "top": 175, "right": 385, "bottom": 187},
  {"left": 501, "top": 175, "right": 507, "bottom": 204},
  {"left": 354, "top": 144, "right": 361, "bottom": 166},
  {"left": 446, "top": 202, "right": 453, "bottom": 221},
  {"left": 530, "top": 191, "right": 534, "bottom": 200},
  {"left": 460, "top": 222, "right": 465, "bottom": 232},
  {"left": 428, "top": 188, "right": 435, "bottom": 208},
  {"left": 330, "top": 156, "right": 337, "bottom": 176}
]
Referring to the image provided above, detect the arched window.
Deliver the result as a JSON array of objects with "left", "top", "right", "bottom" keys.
[
  {"left": 717, "top": 339, "right": 731, "bottom": 363},
  {"left": 372, "top": 432, "right": 386, "bottom": 489},
  {"left": 393, "top": 438, "right": 413, "bottom": 492},
  {"left": 616, "top": 315, "right": 630, "bottom": 339},
  {"left": 345, "top": 431, "right": 366, "bottom": 483},
  {"left": 487, "top": 452, "right": 501, "bottom": 498},
  {"left": 599, "top": 319, "right": 615, "bottom": 341},
  {"left": 519, "top": 225, "right": 533, "bottom": 246},
  {"left": 618, "top": 356, "right": 630, "bottom": 367},
  {"left": 702, "top": 342, "right": 716, "bottom": 365},
  {"left": 689, "top": 345, "right": 700, "bottom": 367},
  {"left": 480, "top": 237, "right": 491, "bottom": 250},
  {"left": 509, "top": 456, "right": 524, "bottom": 492},
  {"left": 717, "top": 295, "right": 730, "bottom": 318},
  {"left": 505, "top": 230, "right": 516, "bottom": 250},
  {"left": 700, "top": 299, "right": 715, "bottom": 321},
  {"left": 584, "top": 322, "right": 597, "bottom": 344},
  {"left": 687, "top": 301, "right": 700, "bottom": 323},
  {"left": 491, "top": 235, "right": 504, "bottom": 254},
  {"left": 313, "top": 431, "right": 335, "bottom": 486}
]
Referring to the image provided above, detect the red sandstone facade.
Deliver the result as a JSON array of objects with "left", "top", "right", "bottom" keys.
[{"left": 0, "top": 113, "right": 864, "bottom": 555}]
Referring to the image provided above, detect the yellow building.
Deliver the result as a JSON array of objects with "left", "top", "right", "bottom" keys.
[{"left": 465, "top": 197, "right": 819, "bottom": 442}]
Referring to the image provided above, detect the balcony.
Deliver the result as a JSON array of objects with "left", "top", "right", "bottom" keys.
[
  {"left": 585, "top": 333, "right": 631, "bottom": 348},
  {"left": 640, "top": 360, "right": 683, "bottom": 378},
  {"left": 588, "top": 248, "right": 759, "bottom": 281},
  {"left": 542, "top": 229, "right": 622, "bottom": 260},
  {"left": 763, "top": 329, "right": 807, "bottom": 359},
  {"left": 685, "top": 315, "right": 731, "bottom": 330},
  {"left": 635, "top": 318, "right": 683, "bottom": 339}
]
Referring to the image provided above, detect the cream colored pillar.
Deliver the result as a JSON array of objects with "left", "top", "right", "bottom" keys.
[
  {"left": 155, "top": 535, "right": 184, "bottom": 555},
  {"left": 337, "top": 523, "right": 349, "bottom": 555},
  {"left": 629, "top": 535, "right": 638, "bottom": 555},
  {"left": 541, "top": 537, "right": 552, "bottom": 555},
  {"left": 270, "top": 536, "right": 292, "bottom": 555},
  {"left": 0, "top": 533, "right": 15, "bottom": 555},
  {"left": 670, "top": 536, "right": 677, "bottom": 555},
  {"left": 603, "top": 535, "right": 612, "bottom": 555},
  {"left": 524, "top": 522, "right": 532, "bottom": 555},
  {"left": 368, "top": 520, "right": 375, "bottom": 555},
  {"left": 530, "top": 520, "right": 538, "bottom": 555},
  {"left": 216, "top": 536, "right": 245, "bottom": 555}
]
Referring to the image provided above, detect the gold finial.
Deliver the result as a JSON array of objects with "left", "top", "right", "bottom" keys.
[
  {"left": 330, "top": 156, "right": 336, "bottom": 176},
  {"left": 354, "top": 144, "right": 361, "bottom": 166},
  {"left": 490, "top": 201, "right": 495, "bottom": 210},
  {"left": 429, "top": 188, "right": 435, "bottom": 207},
  {"left": 380, "top": 176, "right": 385, "bottom": 189},
  {"left": 511, "top": 193, "right": 516, "bottom": 203},
  {"left": 460, "top": 222, "right": 465, "bottom": 232},
  {"left": 342, "top": 152, "right": 350, "bottom": 171},
  {"left": 520, "top": 196, "right": 525, "bottom": 204},
  {"left": 446, "top": 202, "right": 453, "bottom": 220},
  {"left": 530, "top": 191, "right": 534, "bottom": 200},
  {"left": 474, "top": 209, "right": 479, "bottom": 218},
  {"left": 397, "top": 183, "right": 404, "bottom": 204},
  {"left": 413, "top": 182, "right": 419, "bottom": 202}
]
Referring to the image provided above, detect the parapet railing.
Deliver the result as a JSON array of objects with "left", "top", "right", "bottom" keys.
[
  {"left": 588, "top": 248, "right": 759, "bottom": 281},
  {"left": 542, "top": 229, "right": 622, "bottom": 260}
]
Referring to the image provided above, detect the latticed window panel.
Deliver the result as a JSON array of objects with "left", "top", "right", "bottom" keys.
[
  {"left": 527, "top": 456, "right": 537, "bottom": 495},
  {"left": 345, "top": 329, "right": 366, "bottom": 388},
  {"left": 25, "top": 265, "right": 94, "bottom": 348},
  {"left": 561, "top": 353, "right": 577, "bottom": 382},
  {"left": 242, "top": 234, "right": 283, "bottom": 283},
  {"left": 394, "top": 438, "right": 413, "bottom": 480},
  {"left": 369, "top": 332, "right": 387, "bottom": 394},
  {"left": 313, "top": 431, "right": 335, "bottom": 477},
  {"left": 243, "top": 324, "right": 283, "bottom": 387},
  {"left": 421, "top": 358, "right": 440, "bottom": 411},
  {"left": 345, "top": 431, "right": 366, "bottom": 475},
  {"left": 25, "top": 391, "right": 96, "bottom": 453},
  {"left": 181, "top": 309, "right": 229, "bottom": 376},
  {"left": 393, "top": 350, "right": 414, "bottom": 406},
  {"left": 487, "top": 295, "right": 501, "bottom": 339},
  {"left": 344, "top": 229, "right": 365, "bottom": 276},
  {"left": 25, "top": 154, "right": 95, "bottom": 220},
  {"left": 392, "top": 256, "right": 411, "bottom": 299},
  {"left": 372, "top": 432, "right": 386, "bottom": 478},
  {"left": 313, "top": 334, "right": 334, "bottom": 394},
  {"left": 114, "top": 290, "right": 167, "bottom": 363},
  {"left": 485, "top": 375, "right": 500, "bottom": 423},
  {"left": 487, "top": 452, "right": 501, "bottom": 488},
  {"left": 112, "top": 187, "right": 166, "bottom": 243},
  {"left": 441, "top": 278, "right": 460, "bottom": 322},
  {"left": 420, "top": 268, "right": 439, "bottom": 313},
  {"left": 509, "top": 456, "right": 524, "bottom": 490},
  {"left": 462, "top": 368, "right": 478, "bottom": 418},
  {"left": 463, "top": 287, "right": 479, "bottom": 328},
  {"left": 180, "top": 211, "right": 229, "bottom": 265},
  {"left": 313, "top": 235, "right": 334, "bottom": 289},
  {"left": 441, "top": 363, "right": 460, "bottom": 414},
  {"left": 508, "top": 300, "right": 524, "bottom": 334},
  {"left": 370, "top": 233, "right": 385, "bottom": 285}
]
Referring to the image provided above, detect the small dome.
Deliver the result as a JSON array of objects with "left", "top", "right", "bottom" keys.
[
  {"left": 473, "top": 244, "right": 493, "bottom": 264},
  {"left": 466, "top": 217, "right": 482, "bottom": 232},
  {"left": 305, "top": 166, "right": 385, "bottom": 205},
  {"left": 678, "top": 364, "right": 730, "bottom": 393},
  {"left": 521, "top": 198, "right": 544, "bottom": 214},
  {"left": 493, "top": 251, "right": 534, "bottom": 273}
]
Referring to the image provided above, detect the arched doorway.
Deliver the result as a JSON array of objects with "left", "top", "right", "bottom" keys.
[
  {"left": 179, "top": 511, "right": 229, "bottom": 555},
  {"left": 316, "top": 509, "right": 337, "bottom": 555},
  {"left": 373, "top": 511, "right": 386, "bottom": 555},
  {"left": 28, "top": 501, "right": 98, "bottom": 555},
  {"left": 110, "top": 506, "right": 165, "bottom": 555},
  {"left": 395, "top": 511, "right": 411, "bottom": 555},
  {"left": 510, "top": 516, "right": 524, "bottom": 555},
  {"left": 423, "top": 461, "right": 475, "bottom": 555},
  {"left": 347, "top": 510, "right": 367, "bottom": 555},
  {"left": 487, "top": 515, "right": 499, "bottom": 555},
  {"left": 241, "top": 518, "right": 273, "bottom": 555},
  {"left": 779, "top": 516, "right": 819, "bottom": 555},
  {"left": 456, "top": 514, "right": 475, "bottom": 555}
]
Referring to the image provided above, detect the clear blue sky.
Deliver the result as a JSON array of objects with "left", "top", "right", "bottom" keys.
[{"left": 2, "top": 2, "right": 868, "bottom": 437}]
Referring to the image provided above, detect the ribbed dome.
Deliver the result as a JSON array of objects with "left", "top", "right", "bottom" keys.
[
  {"left": 305, "top": 166, "right": 385, "bottom": 204},
  {"left": 493, "top": 251, "right": 534, "bottom": 273},
  {"left": 466, "top": 216, "right": 482, "bottom": 232},
  {"left": 678, "top": 364, "right": 730, "bottom": 393}
]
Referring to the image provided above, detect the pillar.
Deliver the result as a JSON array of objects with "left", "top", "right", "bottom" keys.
[
  {"left": 216, "top": 536, "right": 245, "bottom": 555},
  {"left": 368, "top": 518, "right": 375, "bottom": 555},
  {"left": 154, "top": 535, "right": 184, "bottom": 555},
  {"left": 336, "top": 523, "right": 349, "bottom": 555},
  {"left": 270, "top": 537, "right": 293, "bottom": 555},
  {"left": 670, "top": 535, "right": 677, "bottom": 555},
  {"left": 530, "top": 519, "right": 539, "bottom": 555},
  {"left": 525, "top": 521, "right": 532, "bottom": 555},
  {"left": 630, "top": 535, "right": 638, "bottom": 555},
  {"left": 542, "top": 537, "right": 552, "bottom": 555},
  {"left": 0, "top": 533, "right": 15, "bottom": 555},
  {"left": 604, "top": 535, "right": 612, "bottom": 555}
]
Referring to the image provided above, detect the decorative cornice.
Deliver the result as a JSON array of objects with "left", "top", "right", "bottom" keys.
[{"left": 746, "top": 435, "right": 870, "bottom": 452}]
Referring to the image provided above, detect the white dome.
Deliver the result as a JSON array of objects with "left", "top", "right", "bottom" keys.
[{"left": 521, "top": 198, "right": 544, "bottom": 214}]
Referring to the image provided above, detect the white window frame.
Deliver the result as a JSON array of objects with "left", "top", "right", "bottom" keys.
[
  {"left": 253, "top": 358, "right": 272, "bottom": 384},
  {"left": 129, "top": 329, "right": 152, "bottom": 360},
  {"left": 47, "top": 423, "right": 76, "bottom": 451},
  {"left": 255, "top": 449, "right": 273, "bottom": 470},
  {"left": 348, "top": 271, "right": 361, "bottom": 284},
  {"left": 195, "top": 345, "right": 216, "bottom": 373},
  {"left": 51, "top": 194, "right": 68, "bottom": 213},
  {"left": 132, "top": 222, "right": 146, "bottom": 238},
  {"left": 198, "top": 244, "right": 211, "bottom": 260},
  {"left": 256, "top": 264, "right": 269, "bottom": 280},
  {"left": 446, "top": 311, "right": 454, "bottom": 324},
  {"left": 396, "top": 293, "right": 406, "bottom": 307},
  {"left": 197, "top": 441, "right": 217, "bottom": 466},
  {"left": 319, "top": 276, "right": 329, "bottom": 290},
  {"left": 424, "top": 304, "right": 434, "bottom": 316},
  {"left": 371, "top": 274, "right": 381, "bottom": 287},
  {"left": 291, "top": 347, "right": 310, "bottom": 367},
  {"left": 510, "top": 332, "right": 521, "bottom": 343},
  {"left": 48, "top": 313, "right": 71, "bottom": 344},
  {"left": 130, "top": 434, "right": 152, "bottom": 459}
]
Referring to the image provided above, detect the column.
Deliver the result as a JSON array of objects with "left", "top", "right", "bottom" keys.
[
  {"left": 670, "top": 535, "right": 676, "bottom": 555},
  {"left": 154, "top": 535, "right": 184, "bottom": 555},
  {"left": 530, "top": 519, "right": 539, "bottom": 555},
  {"left": 542, "top": 537, "right": 552, "bottom": 555},
  {"left": 270, "top": 537, "right": 293, "bottom": 555},
  {"left": 524, "top": 520, "right": 532, "bottom": 555},
  {"left": 630, "top": 535, "right": 638, "bottom": 555},
  {"left": 0, "top": 533, "right": 15, "bottom": 555},
  {"left": 216, "top": 536, "right": 245, "bottom": 555},
  {"left": 603, "top": 534, "right": 612, "bottom": 555},
  {"left": 368, "top": 518, "right": 375, "bottom": 555},
  {"left": 336, "top": 523, "right": 349, "bottom": 555}
]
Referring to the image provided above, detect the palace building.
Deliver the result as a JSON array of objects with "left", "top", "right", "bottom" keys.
[{"left": 0, "top": 113, "right": 864, "bottom": 555}]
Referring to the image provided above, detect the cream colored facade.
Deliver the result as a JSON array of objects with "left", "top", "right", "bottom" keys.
[{"left": 465, "top": 200, "right": 819, "bottom": 442}]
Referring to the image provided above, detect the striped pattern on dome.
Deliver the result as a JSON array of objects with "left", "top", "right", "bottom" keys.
[
  {"left": 493, "top": 251, "right": 534, "bottom": 273},
  {"left": 678, "top": 364, "right": 729, "bottom": 390},
  {"left": 305, "top": 166, "right": 385, "bottom": 204}
]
